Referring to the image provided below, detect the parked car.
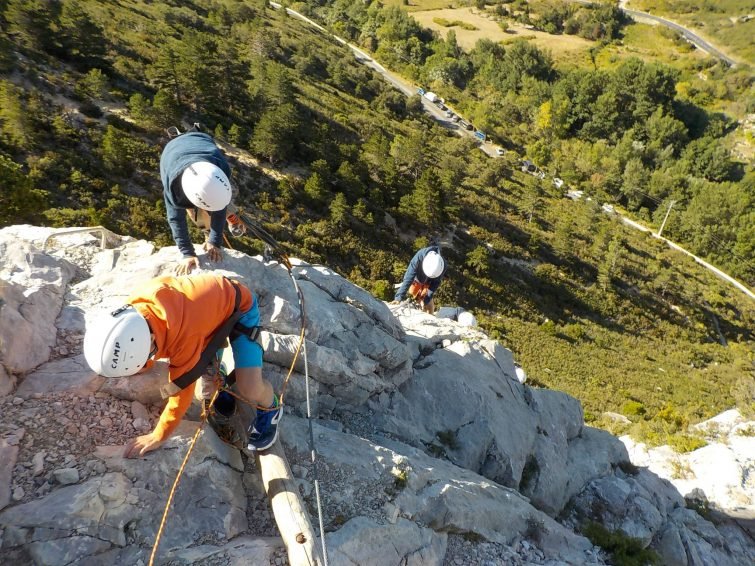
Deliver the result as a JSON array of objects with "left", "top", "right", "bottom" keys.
[
  {"left": 451, "top": 115, "right": 461, "bottom": 123},
  {"left": 495, "top": 147, "right": 505, "bottom": 156},
  {"left": 464, "top": 122, "right": 474, "bottom": 131},
  {"left": 445, "top": 110, "right": 453, "bottom": 118},
  {"left": 424, "top": 91, "right": 439, "bottom": 103},
  {"left": 552, "top": 177, "right": 564, "bottom": 189},
  {"left": 521, "top": 160, "right": 546, "bottom": 179}
]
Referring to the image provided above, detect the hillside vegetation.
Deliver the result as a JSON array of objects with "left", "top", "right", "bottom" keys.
[{"left": 0, "top": 0, "right": 753, "bottom": 450}]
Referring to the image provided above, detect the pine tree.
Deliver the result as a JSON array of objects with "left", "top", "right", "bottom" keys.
[
  {"left": 0, "top": 153, "right": 46, "bottom": 225},
  {"left": 598, "top": 235, "right": 623, "bottom": 290},
  {"left": 329, "top": 193, "right": 349, "bottom": 226},
  {"left": 250, "top": 103, "right": 299, "bottom": 163},
  {"left": 304, "top": 172, "right": 329, "bottom": 203},
  {"left": 466, "top": 246, "right": 490, "bottom": 275}
]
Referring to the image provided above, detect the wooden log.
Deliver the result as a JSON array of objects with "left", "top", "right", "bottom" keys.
[{"left": 256, "top": 441, "right": 323, "bottom": 566}]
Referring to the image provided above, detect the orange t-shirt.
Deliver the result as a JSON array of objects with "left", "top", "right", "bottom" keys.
[{"left": 128, "top": 274, "right": 253, "bottom": 441}]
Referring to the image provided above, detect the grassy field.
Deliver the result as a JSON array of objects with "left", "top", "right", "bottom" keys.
[
  {"left": 626, "top": 0, "right": 755, "bottom": 65},
  {"left": 384, "top": 0, "right": 465, "bottom": 13},
  {"left": 412, "top": 7, "right": 593, "bottom": 59}
]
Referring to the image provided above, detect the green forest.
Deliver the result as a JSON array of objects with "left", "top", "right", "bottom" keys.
[{"left": 0, "top": 0, "right": 753, "bottom": 450}]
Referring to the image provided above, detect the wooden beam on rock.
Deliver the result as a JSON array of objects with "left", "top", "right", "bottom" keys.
[{"left": 256, "top": 441, "right": 322, "bottom": 566}]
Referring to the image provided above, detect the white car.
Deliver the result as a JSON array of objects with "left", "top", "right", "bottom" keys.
[
  {"left": 553, "top": 177, "right": 564, "bottom": 189},
  {"left": 495, "top": 147, "right": 505, "bottom": 156}
]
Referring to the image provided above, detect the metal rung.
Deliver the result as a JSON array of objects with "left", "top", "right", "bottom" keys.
[{"left": 42, "top": 226, "right": 113, "bottom": 250}]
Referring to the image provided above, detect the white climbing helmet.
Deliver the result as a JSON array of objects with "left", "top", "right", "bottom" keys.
[
  {"left": 181, "top": 161, "right": 232, "bottom": 211},
  {"left": 422, "top": 251, "right": 445, "bottom": 279},
  {"left": 458, "top": 311, "right": 477, "bottom": 327},
  {"left": 83, "top": 305, "right": 152, "bottom": 378}
]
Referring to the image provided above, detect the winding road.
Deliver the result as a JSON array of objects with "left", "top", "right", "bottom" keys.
[
  {"left": 571, "top": 0, "right": 739, "bottom": 67},
  {"left": 268, "top": 2, "right": 499, "bottom": 156},
  {"left": 269, "top": 2, "right": 754, "bottom": 301}
]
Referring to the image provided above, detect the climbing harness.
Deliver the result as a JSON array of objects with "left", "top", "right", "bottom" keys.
[{"left": 149, "top": 209, "right": 329, "bottom": 566}]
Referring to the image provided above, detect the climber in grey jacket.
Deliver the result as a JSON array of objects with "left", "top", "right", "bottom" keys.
[
  {"left": 160, "top": 131, "right": 241, "bottom": 275},
  {"left": 392, "top": 246, "right": 446, "bottom": 314}
]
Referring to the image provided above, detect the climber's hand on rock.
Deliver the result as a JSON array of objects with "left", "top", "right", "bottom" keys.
[
  {"left": 203, "top": 242, "right": 222, "bottom": 262},
  {"left": 175, "top": 256, "right": 199, "bottom": 276},
  {"left": 123, "top": 433, "right": 163, "bottom": 458}
]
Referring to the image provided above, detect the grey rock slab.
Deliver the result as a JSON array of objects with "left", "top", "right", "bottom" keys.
[
  {"left": 0, "top": 438, "right": 19, "bottom": 511},
  {"left": 53, "top": 468, "right": 80, "bottom": 485},
  {"left": 2, "top": 422, "right": 246, "bottom": 561},
  {"left": 27, "top": 535, "right": 112, "bottom": 566},
  {"left": 326, "top": 516, "right": 447, "bottom": 566},
  {"left": 374, "top": 340, "right": 539, "bottom": 489},
  {"left": 569, "top": 470, "right": 755, "bottom": 566},
  {"left": 372, "top": 341, "right": 614, "bottom": 517},
  {"left": 0, "top": 283, "right": 57, "bottom": 374},
  {"left": 0, "top": 238, "right": 76, "bottom": 374},
  {"left": 558, "top": 427, "right": 628, "bottom": 511},
  {"left": 295, "top": 263, "right": 405, "bottom": 339},
  {"left": 15, "top": 355, "right": 103, "bottom": 399},
  {"left": 169, "top": 535, "right": 284, "bottom": 565},
  {"left": 0, "top": 472, "right": 135, "bottom": 547},
  {"left": 281, "top": 417, "right": 597, "bottom": 565},
  {"left": 262, "top": 332, "right": 384, "bottom": 406}
]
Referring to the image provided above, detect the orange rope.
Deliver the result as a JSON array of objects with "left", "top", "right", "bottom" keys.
[{"left": 148, "top": 388, "right": 219, "bottom": 566}]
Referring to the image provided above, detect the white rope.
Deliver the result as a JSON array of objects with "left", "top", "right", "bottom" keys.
[{"left": 291, "top": 269, "right": 329, "bottom": 566}]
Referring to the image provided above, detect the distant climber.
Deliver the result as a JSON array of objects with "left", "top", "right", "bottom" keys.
[
  {"left": 83, "top": 274, "right": 282, "bottom": 456},
  {"left": 391, "top": 245, "right": 447, "bottom": 314},
  {"left": 160, "top": 126, "right": 246, "bottom": 275}
]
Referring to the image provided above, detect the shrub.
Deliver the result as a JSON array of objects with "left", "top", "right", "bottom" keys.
[
  {"left": 582, "top": 522, "right": 660, "bottom": 566},
  {"left": 667, "top": 434, "right": 707, "bottom": 453},
  {"left": 621, "top": 400, "right": 646, "bottom": 417},
  {"left": 432, "top": 18, "right": 478, "bottom": 31},
  {"left": 541, "top": 319, "right": 557, "bottom": 336},
  {"left": 371, "top": 279, "right": 392, "bottom": 301},
  {"left": 561, "top": 322, "right": 585, "bottom": 341}
]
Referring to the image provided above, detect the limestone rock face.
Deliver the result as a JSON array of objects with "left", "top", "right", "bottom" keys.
[
  {"left": 281, "top": 416, "right": 603, "bottom": 565},
  {"left": 371, "top": 309, "right": 627, "bottom": 517},
  {"left": 0, "top": 227, "right": 752, "bottom": 566},
  {"left": 567, "top": 468, "right": 755, "bottom": 566},
  {"left": 0, "top": 232, "right": 76, "bottom": 384},
  {"left": 0, "top": 422, "right": 246, "bottom": 565}
]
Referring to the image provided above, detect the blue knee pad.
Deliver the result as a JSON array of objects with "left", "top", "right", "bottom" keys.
[{"left": 230, "top": 293, "right": 263, "bottom": 369}]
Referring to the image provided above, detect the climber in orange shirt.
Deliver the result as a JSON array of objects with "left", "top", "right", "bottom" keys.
[{"left": 83, "top": 274, "right": 282, "bottom": 455}]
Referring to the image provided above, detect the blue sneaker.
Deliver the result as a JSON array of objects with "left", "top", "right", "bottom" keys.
[{"left": 247, "top": 397, "right": 282, "bottom": 452}]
